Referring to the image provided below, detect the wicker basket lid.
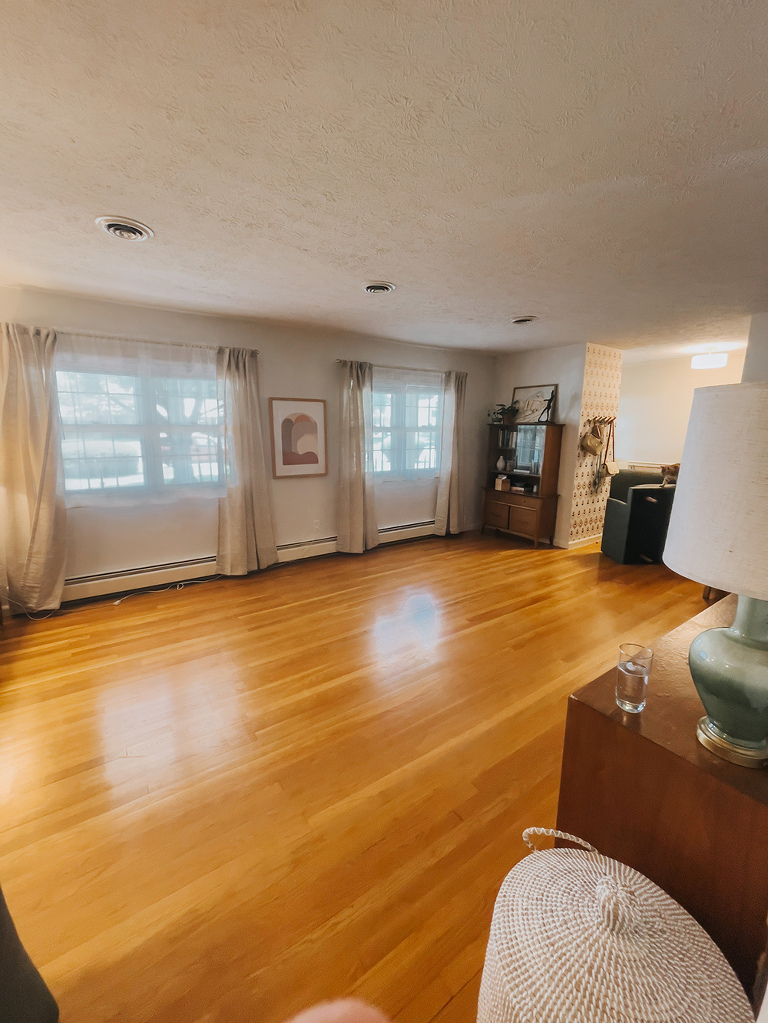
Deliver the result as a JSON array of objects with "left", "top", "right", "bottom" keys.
[{"left": 477, "top": 829, "right": 754, "bottom": 1023}]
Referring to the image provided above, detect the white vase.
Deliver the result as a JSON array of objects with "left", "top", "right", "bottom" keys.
[{"left": 496, "top": 455, "right": 506, "bottom": 471}]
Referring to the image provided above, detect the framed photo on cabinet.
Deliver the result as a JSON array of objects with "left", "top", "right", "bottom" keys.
[{"left": 268, "top": 398, "right": 328, "bottom": 478}]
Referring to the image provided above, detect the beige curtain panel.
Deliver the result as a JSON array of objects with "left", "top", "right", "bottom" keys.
[
  {"left": 434, "top": 369, "right": 467, "bottom": 535},
  {"left": 0, "top": 323, "right": 67, "bottom": 612},
  {"left": 216, "top": 347, "right": 278, "bottom": 575},
  {"left": 337, "top": 360, "right": 379, "bottom": 553}
]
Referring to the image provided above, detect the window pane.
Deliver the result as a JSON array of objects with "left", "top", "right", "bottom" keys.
[
  {"left": 372, "top": 430, "right": 392, "bottom": 473},
  {"left": 107, "top": 375, "right": 136, "bottom": 394},
  {"left": 160, "top": 428, "right": 221, "bottom": 485},
  {"left": 417, "top": 394, "right": 439, "bottom": 427},
  {"left": 56, "top": 371, "right": 139, "bottom": 425},
  {"left": 61, "top": 430, "right": 144, "bottom": 491},
  {"left": 372, "top": 392, "right": 393, "bottom": 428},
  {"left": 153, "top": 377, "right": 221, "bottom": 426},
  {"left": 153, "top": 378, "right": 222, "bottom": 486},
  {"left": 405, "top": 430, "right": 439, "bottom": 471},
  {"left": 108, "top": 394, "right": 137, "bottom": 423}
]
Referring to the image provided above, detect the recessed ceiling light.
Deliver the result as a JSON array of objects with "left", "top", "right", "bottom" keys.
[
  {"left": 362, "top": 281, "right": 395, "bottom": 294},
  {"left": 95, "top": 216, "right": 153, "bottom": 241},
  {"left": 509, "top": 315, "right": 537, "bottom": 325}
]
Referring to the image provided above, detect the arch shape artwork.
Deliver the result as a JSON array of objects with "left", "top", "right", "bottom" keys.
[
  {"left": 269, "top": 398, "right": 328, "bottom": 477},
  {"left": 281, "top": 412, "right": 319, "bottom": 465}
]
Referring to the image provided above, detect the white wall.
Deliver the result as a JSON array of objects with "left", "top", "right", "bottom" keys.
[
  {"left": 744, "top": 312, "right": 768, "bottom": 382},
  {"left": 615, "top": 351, "right": 746, "bottom": 466},
  {"left": 0, "top": 286, "right": 495, "bottom": 582},
  {"left": 494, "top": 343, "right": 587, "bottom": 548}
]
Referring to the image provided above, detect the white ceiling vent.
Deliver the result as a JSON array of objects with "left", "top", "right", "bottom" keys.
[
  {"left": 95, "top": 216, "right": 154, "bottom": 241},
  {"left": 363, "top": 281, "right": 396, "bottom": 294}
]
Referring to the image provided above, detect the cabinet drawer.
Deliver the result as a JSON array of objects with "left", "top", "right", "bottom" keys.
[
  {"left": 511, "top": 494, "right": 540, "bottom": 510},
  {"left": 484, "top": 501, "right": 510, "bottom": 529},
  {"left": 508, "top": 506, "right": 539, "bottom": 535}
]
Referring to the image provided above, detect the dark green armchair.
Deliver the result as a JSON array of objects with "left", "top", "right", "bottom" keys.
[{"left": 601, "top": 471, "right": 676, "bottom": 565}]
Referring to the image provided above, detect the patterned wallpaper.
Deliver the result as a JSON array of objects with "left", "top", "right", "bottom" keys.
[{"left": 569, "top": 344, "right": 624, "bottom": 544}]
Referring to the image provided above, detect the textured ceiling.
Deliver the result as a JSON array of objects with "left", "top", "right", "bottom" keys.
[{"left": 1, "top": 0, "right": 767, "bottom": 352}]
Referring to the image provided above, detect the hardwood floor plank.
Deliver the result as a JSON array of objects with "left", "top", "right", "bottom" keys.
[{"left": 0, "top": 534, "right": 704, "bottom": 1022}]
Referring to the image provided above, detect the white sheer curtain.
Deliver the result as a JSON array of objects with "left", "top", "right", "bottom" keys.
[
  {"left": 337, "top": 360, "right": 379, "bottom": 553},
  {"left": 0, "top": 323, "right": 67, "bottom": 612},
  {"left": 216, "top": 347, "right": 278, "bottom": 575},
  {"left": 55, "top": 332, "right": 224, "bottom": 506},
  {"left": 434, "top": 370, "right": 467, "bottom": 535}
]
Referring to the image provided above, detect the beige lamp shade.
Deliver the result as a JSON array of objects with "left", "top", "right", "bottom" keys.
[{"left": 663, "top": 382, "right": 768, "bottom": 600}]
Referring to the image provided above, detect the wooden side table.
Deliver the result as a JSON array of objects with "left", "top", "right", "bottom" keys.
[{"left": 556, "top": 595, "right": 768, "bottom": 996}]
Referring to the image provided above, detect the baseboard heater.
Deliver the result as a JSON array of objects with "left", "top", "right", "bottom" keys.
[
  {"left": 61, "top": 522, "right": 439, "bottom": 600},
  {"left": 379, "top": 520, "right": 435, "bottom": 535},
  {"left": 63, "top": 557, "right": 218, "bottom": 602},
  {"left": 276, "top": 522, "right": 436, "bottom": 562}
]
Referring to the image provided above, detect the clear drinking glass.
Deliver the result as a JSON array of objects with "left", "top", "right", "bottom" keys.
[{"left": 616, "top": 643, "right": 653, "bottom": 713}]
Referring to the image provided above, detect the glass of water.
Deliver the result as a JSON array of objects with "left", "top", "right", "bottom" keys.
[{"left": 616, "top": 643, "right": 654, "bottom": 713}]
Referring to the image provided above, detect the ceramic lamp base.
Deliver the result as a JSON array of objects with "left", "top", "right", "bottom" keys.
[
  {"left": 696, "top": 716, "right": 768, "bottom": 769},
  {"left": 689, "top": 595, "right": 768, "bottom": 768}
]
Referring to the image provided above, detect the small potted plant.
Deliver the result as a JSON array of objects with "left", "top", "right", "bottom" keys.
[{"left": 495, "top": 402, "right": 517, "bottom": 425}]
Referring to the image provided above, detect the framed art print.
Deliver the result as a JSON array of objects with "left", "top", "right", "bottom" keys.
[
  {"left": 512, "top": 384, "right": 558, "bottom": 424},
  {"left": 268, "top": 398, "right": 328, "bottom": 478}
]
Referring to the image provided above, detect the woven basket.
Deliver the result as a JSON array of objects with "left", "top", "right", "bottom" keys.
[{"left": 477, "top": 828, "right": 754, "bottom": 1023}]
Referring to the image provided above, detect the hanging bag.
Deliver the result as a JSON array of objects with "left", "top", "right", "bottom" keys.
[{"left": 580, "top": 421, "right": 604, "bottom": 456}]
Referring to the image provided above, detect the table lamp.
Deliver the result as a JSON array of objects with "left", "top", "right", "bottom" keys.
[{"left": 663, "top": 382, "right": 768, "bottom": 768}]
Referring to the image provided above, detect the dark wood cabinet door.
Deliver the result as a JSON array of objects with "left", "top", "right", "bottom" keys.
[{"left": 483, "top": 500, "right": 510, "bottom": 530}]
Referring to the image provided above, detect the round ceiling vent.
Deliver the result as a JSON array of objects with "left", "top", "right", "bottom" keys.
[
  {"left": 363, "top": 281, "right": 396, "bottom": 294},
  {"left": 95, "top": 216, "right": 154, "bottom": 241},
  {"left": 509, "top": 315, "right": 537, "bottom": 325}
]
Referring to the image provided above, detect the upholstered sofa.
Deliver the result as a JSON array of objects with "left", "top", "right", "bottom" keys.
[{"left": 601, "top": 470, "right": 676, "bottom": 564}]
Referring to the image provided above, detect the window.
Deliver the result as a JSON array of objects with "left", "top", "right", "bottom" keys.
[
  {"left": 372, "top": 367, "right": 444, "bottom": 479},
  {"left": 55, "top": 335, "right": 224, "bottom": 500}
]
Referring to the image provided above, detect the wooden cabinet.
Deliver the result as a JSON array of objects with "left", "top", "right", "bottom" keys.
[
  {"left": 482, "top": 422, "right": 563, "bottom": 547},
  {"left": 482, "top": 490, "right": 557, "bottom": 547},
  {"left": 556, "top": 597, "right": 768, "bottom": 995}
]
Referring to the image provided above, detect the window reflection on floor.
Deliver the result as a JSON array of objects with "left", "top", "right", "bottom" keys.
[
  {"left": 98, "top": 668, "right": 246, "bottom": 794},
  {"left": 371, "top": 591, "right": 442, "bottom": 667}
]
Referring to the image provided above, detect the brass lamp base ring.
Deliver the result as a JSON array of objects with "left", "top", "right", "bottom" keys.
[{"left": 696, "top": 717, "right": 768, "bottom": 769}]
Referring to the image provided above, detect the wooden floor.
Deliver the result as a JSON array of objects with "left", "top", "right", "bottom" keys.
[{"left": 0, "top": 533, "right": 704, "bottom": 1023}]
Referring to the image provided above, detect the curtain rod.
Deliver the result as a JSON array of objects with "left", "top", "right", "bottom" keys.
[
  {"left": 58, "top": 327, "right": 258, "bottom": 355},
  {"left": 336, "top": 359, "right": 444, "bottom": 373}
]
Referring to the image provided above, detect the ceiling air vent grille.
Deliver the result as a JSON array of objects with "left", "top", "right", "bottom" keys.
[
  {"left": 363, "top": 281, "right": 396, "bottom": 294},
  {"left": 95, "top": 216, "right": 153, "bottom": 241}
]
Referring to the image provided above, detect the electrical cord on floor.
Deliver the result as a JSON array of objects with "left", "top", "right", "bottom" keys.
[
  {"left": 21, "top": 575, "right": 221, "bottom": 620},
  {"left": 112, "top": 575, "right": 221, "bottom": 605}
]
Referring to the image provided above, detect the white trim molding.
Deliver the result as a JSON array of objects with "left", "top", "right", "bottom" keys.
[{"left": 568, "top": 533, "right": 602, "bottom": 549}]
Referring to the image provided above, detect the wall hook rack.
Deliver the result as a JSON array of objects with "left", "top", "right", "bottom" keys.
[{"left": 584, "top": 415, "right": 616, "bottom": 426}]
